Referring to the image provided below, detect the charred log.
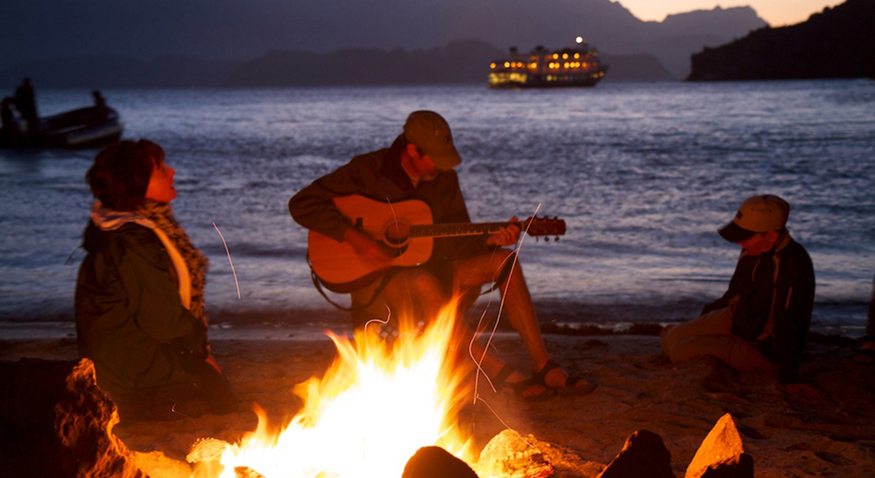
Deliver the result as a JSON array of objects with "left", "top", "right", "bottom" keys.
[{"left": 0, "top": 358, "right": 147, "bottom": 478}]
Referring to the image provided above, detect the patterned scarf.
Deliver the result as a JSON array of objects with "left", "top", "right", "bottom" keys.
[{"left": 136, "top": 200, "right": 210, "bottom": 326}]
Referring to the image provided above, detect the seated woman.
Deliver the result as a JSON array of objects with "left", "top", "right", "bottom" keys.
[{"left": 75, "top": 139, "right": 237, "bottom": 420}]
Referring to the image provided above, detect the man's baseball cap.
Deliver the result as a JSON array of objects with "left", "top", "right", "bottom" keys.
[
  {"left": 403, "top": 110, "right": 462, "bottom": 170},
  {"left": 718, "top": 195, "right": 790, "bottom": 243}
]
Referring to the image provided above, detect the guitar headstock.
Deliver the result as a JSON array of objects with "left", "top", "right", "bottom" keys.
[{"left": 522, "top": 216, "right": 566, "bottom": 238}]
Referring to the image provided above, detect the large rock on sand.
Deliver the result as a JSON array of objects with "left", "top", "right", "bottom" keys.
[
  {"left": 686, "top": 413, "right": 752, "bottom": 478},
  {"left": 596, "top": 429, "right": 675, "bottom": 478},
  {"left": 403, "top": 446, "right": 478, "bottom": 478}
]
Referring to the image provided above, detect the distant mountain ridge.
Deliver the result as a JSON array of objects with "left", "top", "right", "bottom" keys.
[
  {"left": 688, "top": 0, "right": 875, "bottom": 81},
  {"left": 2, "top": 0, "right": 766, "bottom": 85},
  {"left": 227, "top": 41, "right": 507, "bottom": 87},
  {"left": 0, "top": 40, "right": 674, "bottom": 89}
]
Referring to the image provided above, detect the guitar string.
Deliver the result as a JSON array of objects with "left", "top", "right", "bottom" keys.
[{"left": 471, "top": 205, "right": 541, "bottom": 401}]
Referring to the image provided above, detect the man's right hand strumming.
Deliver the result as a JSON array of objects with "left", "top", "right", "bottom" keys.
[{"left": 343, "top": 227, "right": 395, "bottom": 265}]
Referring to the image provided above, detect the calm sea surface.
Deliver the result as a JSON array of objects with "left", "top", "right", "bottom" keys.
[{"left": 1, "top": 80, "right": 873, "bottom": 339}]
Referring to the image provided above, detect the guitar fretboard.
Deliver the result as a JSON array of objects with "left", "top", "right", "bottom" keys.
[{"left": 410, "top": 222, "right": 520, "bottom": 238}]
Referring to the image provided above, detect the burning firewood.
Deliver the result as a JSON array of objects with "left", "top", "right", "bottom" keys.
[
  {"left": 187, "top": 437, "right": 234, "bottom": 464},
  {"left": 476, "top": 430, "right": 554, "bottom": 478},
  {"left": 233, "top": 467, "right": 269, "bottom": 478}
]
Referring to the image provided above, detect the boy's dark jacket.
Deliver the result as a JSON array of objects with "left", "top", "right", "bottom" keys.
[{"left": 703, "top": 234, "right": 815, "bottom": 384}]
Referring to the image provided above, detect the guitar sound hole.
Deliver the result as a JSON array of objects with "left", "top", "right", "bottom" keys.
[{"left": 383, "top": 222, "right": 411, "bottom": 247}]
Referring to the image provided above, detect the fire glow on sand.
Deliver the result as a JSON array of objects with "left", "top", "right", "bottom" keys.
[{"left": 196, "top": 298, "right": 485, "bottom": 478}]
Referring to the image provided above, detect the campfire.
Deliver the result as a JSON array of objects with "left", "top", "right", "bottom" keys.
[
  {"left": 192, "top": 299, "right": 483, "bottom": 478},
  {"left": 5, "top": 299, "right": 758, "bottom": 478}
]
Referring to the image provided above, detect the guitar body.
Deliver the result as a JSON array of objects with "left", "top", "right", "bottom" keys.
[
  {"left": 308, "top": 195, "right": 435, "bottom": 292},
  {"left": 307, "top": 194, "right": 566, "bottom": 293}
]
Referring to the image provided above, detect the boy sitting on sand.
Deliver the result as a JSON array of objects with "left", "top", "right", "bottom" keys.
[{"left": 660, "top": 195, "right": 815, "bottom": 392}]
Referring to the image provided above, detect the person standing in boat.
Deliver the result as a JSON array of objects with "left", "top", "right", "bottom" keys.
[
  {"left": 13, "top": 78, "right": 38, "bottom": 134},
  {"left": 75, "top": 139, "right": 238, "bottom": 421},
  {"left": 92, "top": 90, "right": 109, "bottom": 121}
]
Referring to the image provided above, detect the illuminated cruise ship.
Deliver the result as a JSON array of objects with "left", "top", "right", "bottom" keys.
[{"left": 488, "top": 37, "right": 608, "bottom": 88}]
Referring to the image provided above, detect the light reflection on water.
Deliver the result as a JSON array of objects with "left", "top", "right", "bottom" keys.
[{"left": 1, "top": 80, "right": 873, "bottom": 335}]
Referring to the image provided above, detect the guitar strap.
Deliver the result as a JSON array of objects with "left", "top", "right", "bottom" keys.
[{"left": 306, "top": 251, "right": 398, "bottom": 312}]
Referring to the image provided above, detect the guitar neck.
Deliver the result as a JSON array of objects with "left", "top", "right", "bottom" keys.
[{"left": 410, "top": 221, "right": 519, "bottom": 238}]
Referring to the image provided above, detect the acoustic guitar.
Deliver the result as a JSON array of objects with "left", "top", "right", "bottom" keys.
[{"left": 307, "top": 194, "right": 566, "bottom": 292}]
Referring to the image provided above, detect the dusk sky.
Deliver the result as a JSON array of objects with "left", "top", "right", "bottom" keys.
[
  {"left": 0, "top": 0, "right": 851, "bottom": 67},
  {"left": 621, "top": 0, "right": 844, "bottom": 26}
]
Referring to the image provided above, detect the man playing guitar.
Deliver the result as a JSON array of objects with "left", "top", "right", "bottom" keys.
[{"left": 289, "top": 110, "right": 593, "bottom": 401}]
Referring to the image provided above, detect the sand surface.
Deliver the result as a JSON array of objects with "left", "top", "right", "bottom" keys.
[{"left": 2, "top": 331, "right": 874, "bottom": 478}]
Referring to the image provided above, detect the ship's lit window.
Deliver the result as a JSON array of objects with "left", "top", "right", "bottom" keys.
[
  {"left": 504, "top": 62, "right": 510, "bottom": 68},
  {"left": 562, "top": 53, "right": 569, "bottom": 59},
  {"left": 490, "top": 63, "right": 496, "bottom": 69},
  {"left": 575, "top": 53, "right": 580, "bottom": 59}
]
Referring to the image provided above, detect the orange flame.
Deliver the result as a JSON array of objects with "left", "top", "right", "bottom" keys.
[{"left": 211, "top": 298, "right": 479, "bottom": 478}]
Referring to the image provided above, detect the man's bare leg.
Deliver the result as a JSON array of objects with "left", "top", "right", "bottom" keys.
[{"left": 452, "top": 249, "right": 591, "bottom": 389}]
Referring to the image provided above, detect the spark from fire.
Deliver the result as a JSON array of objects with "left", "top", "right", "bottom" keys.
[{"left": 212, "top": 222, "right": 241, "bottom": 299}]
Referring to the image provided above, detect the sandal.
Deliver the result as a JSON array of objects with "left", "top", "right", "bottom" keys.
[
  {"left": 511, "top": 378, "right": 557, "bottom": 402},
  {"left": 532, "top": 360, "right": 596, "bottom": 396},
  {"left": 491, "top": 363, "right": 557, "bottom": 402}
]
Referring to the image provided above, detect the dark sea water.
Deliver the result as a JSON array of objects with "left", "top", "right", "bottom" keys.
[{"left": 1, "top": 80, "right": 873, "bottom": 339}]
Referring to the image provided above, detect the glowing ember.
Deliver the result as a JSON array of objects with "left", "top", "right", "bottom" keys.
[{"left": 208, "top": 299, "right": 478, "bottom": 478}]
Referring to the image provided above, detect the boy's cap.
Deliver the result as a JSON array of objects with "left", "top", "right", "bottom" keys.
[
  {"left": 718, "top": 195, "right": 790, "bottom": 243},
  {"left": 403, "top": 110, "right": 461, "bottom": 170}
]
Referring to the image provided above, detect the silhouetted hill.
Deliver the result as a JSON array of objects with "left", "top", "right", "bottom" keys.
[
  {"left": 0, "top": 55, "right": 242, "bottom": 89},
  {"left": 650, "top": 6, "right": 765, "bottom": 76},
  {"left": 227, "top": 40, "right": 675, "bottom": 86},
  {"left": 599, "top": 54, "right": 675, "bottom": 81},
  {"left": 0, "top": 40, "right": 674, "bottom": 88},
  {"left": 3, "top": 0, "right": 766, "bottom": 82},
  {"left": 227, "top": 41, "right": 503, "bottom": 86},
  {"left": 661, "top": 6, "right": 764, "bottom": 38},
  {"left": 687, "top": 0, "right": 875, "bottom": 81}
]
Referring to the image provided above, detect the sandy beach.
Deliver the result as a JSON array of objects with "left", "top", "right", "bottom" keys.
[{"left": 2, "top": 327, "right": 874, "bottom": 478}]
